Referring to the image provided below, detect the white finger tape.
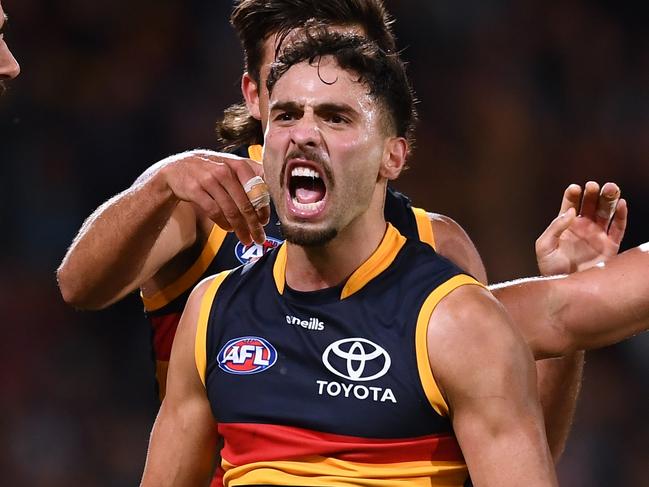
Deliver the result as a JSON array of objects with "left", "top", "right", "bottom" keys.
[{"left": 244, "top": 176, "right": 265, "bottom": 193}]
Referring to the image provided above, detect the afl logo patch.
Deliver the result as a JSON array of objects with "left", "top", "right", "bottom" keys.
[
  {"left": 217, "top": 336, "right": 277, "bottom": 375},
  {"left": 235, "top": 237, "right": 283, "bottom": 264}
]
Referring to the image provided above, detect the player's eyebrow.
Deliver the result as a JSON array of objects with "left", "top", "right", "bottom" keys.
[
  {"left": 270, "top": 100, "right": 302, "bottom": 113},
  {"left": 314, "top": 102, "right": 358, "bottom": 118},
  {"left": 270, "top": 100, "right": 358, "bottom": 118},
  {"left": 0, "top": 15, "right": 8, "bottom": 35}
]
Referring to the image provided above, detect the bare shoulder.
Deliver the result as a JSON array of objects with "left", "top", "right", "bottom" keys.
[
  {"left": 184, "top": 274, "right": 223, "bottom": 319},
  {"left": 173, "top": 274, "right": 223, "bottom": 344},
  {"left": 427, "top": 213, "right": 487, "bottom": 284},
  {"left": 427, "top": 284, "right": 512, "bottom": 349},
  {"left": 427, "top": 284, "right": 529, "bottom": 399},
  {"left": 165, "top": 273, "right": 225, "bottom": 399}
]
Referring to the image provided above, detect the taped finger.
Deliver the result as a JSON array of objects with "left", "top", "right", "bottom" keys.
[
  {"left": 595, "top": 183, "right": 620, "bottom": 224},
  {"left": 244, "top": 176, "right": 271, "bottom": 211}
]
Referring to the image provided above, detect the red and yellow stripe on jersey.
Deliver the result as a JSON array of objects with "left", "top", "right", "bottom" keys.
[{"left": 215, "top": 423, "right": 465, "bottom": 486}]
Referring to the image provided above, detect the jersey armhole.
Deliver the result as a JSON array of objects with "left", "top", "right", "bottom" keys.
[
  {"left": 415, "top": 274, "right": 484, "bottom": 417},
  {"left": 195, "top": 270, "right": 231, "bottom": 387},
  {"left": 141, "top": 225, "right": 228, "bottom": 312},
  {"left": 412, "top": 207, "right": 436, "bottom": 249}
]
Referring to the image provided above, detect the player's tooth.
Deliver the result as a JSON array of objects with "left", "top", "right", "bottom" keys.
[
  {"left": 291, "top": 196, "right": 325, "bottom": 211},
  {"left": 291, "top": 166, "right": 321, "bottom": 178}
]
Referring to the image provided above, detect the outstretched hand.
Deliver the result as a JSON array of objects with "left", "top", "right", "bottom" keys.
[{"left": 536, "top": 181, "right": 627, "bottom": 275}]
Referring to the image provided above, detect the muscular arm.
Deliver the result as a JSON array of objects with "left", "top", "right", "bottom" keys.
[
  {"left": 492, "top": 243, "right": 649, "bottom": 358},
  {"left": 428, "top": 285, "right": 557, "bottom": 486},
  {"left": 57, "top": 151, "right": 267, "bottom": 309},
  {"left": 512, "top": 181, "right": 625, "bottom": 460},
  {"left": 430, "top": 212, "right": 579, "bottom": 460},
  {"left": 140, "top": 278, "right": 218, "bottom": 486},
  {"left": 57, "top": 167, "right": 195, "bottom": 309}
]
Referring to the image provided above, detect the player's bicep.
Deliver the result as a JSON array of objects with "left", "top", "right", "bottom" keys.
[
  {"left": 165, "top": 276, "right": 213, "bottom": 401},
  {"left": 429, "top": 213, "right": 488, "bottom": 284},
  {"left": 428, "top": 286, "right": 536, "bottom": 411},
  {"left": 141, "top": 278, "right": 217, "bottom": 486},
  {"left": 427, "top": 286, "right": 554, "bottom": 486}
]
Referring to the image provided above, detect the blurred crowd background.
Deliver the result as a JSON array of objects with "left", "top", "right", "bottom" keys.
[{"left": 1, "top": 0, "right": 647, "bottom": 485}]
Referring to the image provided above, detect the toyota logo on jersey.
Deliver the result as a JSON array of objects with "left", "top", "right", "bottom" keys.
[
  {"left": 217, "top": 336, "right": 277, "bottom": 375},
  {"left": 322, "top": 338, "right": 391, "bottom": 381},
  {"left": 234, "top": 237, "right": 283, "bottom": 264}
]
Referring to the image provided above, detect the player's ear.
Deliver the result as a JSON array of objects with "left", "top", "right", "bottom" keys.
[
  {"left": 380, "top": 137, "right": 408, "bottom": 180},
  {"left": 241, "top": 72, "right": 262, "bottom": 121}
]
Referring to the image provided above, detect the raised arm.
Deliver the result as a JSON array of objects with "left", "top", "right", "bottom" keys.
[
  {"left": 522, "top": 180, "right": 626, "bottom": 459},
  {"left": 140, "top": 277, "right": 218, "bottom": 486},
  {"left": 428, "top": 285, "right": 557, "bottom": 486},
  {"left": 57, "top": 150, "right": 267, "bottom": 309}
]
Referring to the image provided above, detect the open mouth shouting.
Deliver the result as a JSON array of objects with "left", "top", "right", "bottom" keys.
[{"left": 285, "top": 160, "right": 329, "bottom": 219}]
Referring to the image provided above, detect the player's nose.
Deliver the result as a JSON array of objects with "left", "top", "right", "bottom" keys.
[
  {"left": 290, "top": 115, "right": 322, "bottom": 148},
  {"left": 0, "top": 41, "right": 20, "bottom": 80}
]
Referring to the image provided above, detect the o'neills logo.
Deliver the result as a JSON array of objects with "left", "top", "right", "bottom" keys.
[{"left": 286, "top": 315, "right": 325, "bottom": 331}]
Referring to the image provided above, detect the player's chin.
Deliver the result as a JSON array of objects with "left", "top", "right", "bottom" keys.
[{"left": 280, "top": 221, "right": 338, "bottom": 247}]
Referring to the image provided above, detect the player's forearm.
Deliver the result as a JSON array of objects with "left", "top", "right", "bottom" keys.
[
  {"left": 535, "top": 352, "right": 584, "bottom": 461},
  {"left": 465, "top": 425, "right": 557, "bottom": 485},
  {"left": 57, "top": 170, "right": 179, "bottom": 309},
  {"left": 492, "top": 244, "right": 649, "bottom": 357},
  {"left": 455, "top": 399, "right": 558, "bottom": 486},
  {"left": 490, "top": 277, "right": 566, "bottom": 358},
  {"left": 470, "top": 421, "right": 557, "bottom": 486},
  {"left": 557, "top": 244, "right": 649, "bottom": 350},
  {"left": 140, "top": 401, "right": 216, "bottom": 487}
]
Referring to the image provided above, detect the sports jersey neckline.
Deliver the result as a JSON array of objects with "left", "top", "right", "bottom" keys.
[
  {"left": 283, "top": 281, "right": 345, "bottom": 305},
  {"left": 272, "top": 223, "right": 407, "bottom": 300}
]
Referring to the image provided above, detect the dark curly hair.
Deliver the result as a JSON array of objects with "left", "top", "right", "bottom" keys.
[
  {"left": 267, "top": 29, "right": 417, "bottom": 149},
  {"left": 216, "top": 0, "right": 398, "bottom": 151}
]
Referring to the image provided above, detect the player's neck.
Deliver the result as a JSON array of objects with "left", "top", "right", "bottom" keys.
[{"left": 285, "top": 210, "right": 386, "bottom": 293}]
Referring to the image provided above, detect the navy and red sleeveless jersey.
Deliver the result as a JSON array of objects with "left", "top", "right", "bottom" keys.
[
  {"left": 195, "top": 224, "right": 482, "bottom": 486},
  {"left": 142, "top": 146, "right": 438, "bottom": 398}
]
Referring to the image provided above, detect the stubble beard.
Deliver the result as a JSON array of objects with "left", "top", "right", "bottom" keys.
[{"left": 279, "top": 221, "right": 338, "bottom": 247}]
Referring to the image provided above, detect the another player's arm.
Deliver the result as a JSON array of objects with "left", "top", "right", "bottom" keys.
[
  {"left": 428, "top": 285, "right": 557, "bottom": 486},
  {"left": 429, "top": 212, "right": 576, "bottom": 460},
  {"left": 57, "top": 172, "right": 196, "bottom": 310},
  {"left": 140, "top": 277, "right": 218, "bottom": 486},
  {"left": 493, "top": 243, "right": 649, "bottom": 358},
  {"left": 57, "top": 151, "right": 267, "bottom": 309},
  {"left": 524, "top": 181, "right": 625, "bottom": 460}
]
